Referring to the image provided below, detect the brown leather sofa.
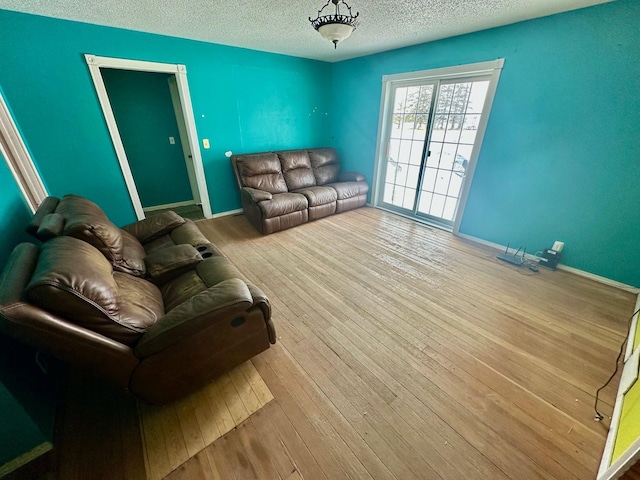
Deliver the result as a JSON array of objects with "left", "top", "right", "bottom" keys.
[
  {"left": 231, "top": 147, "right": 369, "bottom": 234},
  {"left": 0, "top": 235, "right": 276, "bottom": 404}
]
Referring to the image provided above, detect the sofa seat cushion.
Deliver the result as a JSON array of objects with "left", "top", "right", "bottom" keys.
[
  {"left": 25, "top": 237, "right": 162, "bottom": 346},
  {"left": 327, "top": 181, "right": 370, "bottom": 200},
  {"left": 279, "top": 150, "right": 317, "bottom": 191},
  {"left": 113, "top": 273, "right": 165, "bottom": 333},
  {"left": 235, "top": 153, "right": 288, "bottom": 194},
  {"left": 258, "top": 193, "right": 308, "bottom": 219},
  {"left": 294, "top": 186, "right": 338, "bottom": 207}
]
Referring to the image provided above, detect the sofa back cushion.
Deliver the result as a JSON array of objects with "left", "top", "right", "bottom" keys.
[
  {"left": 309, "top": 148, "right": 340, "bottom": 185},
  {"left": 278, "top": 150, "right": 316, "bottom": 191},
  {"left": 54, "top": 195, "right": 148, "bottom": 276},
  {"left": 25, "top": 236, "right": 162, "bottom": 346},
  {"left": 234, "top": 153, "right": 288, "bottom": 194}
]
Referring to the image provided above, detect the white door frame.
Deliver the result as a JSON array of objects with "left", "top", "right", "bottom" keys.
[
  {"left": 85, "top": 54, "right": 212, "bottom": 220},
  {"left": 372, "top": 59, "right": 504, "bottom": 234},
  {"left": 0, "top": 90, "right": 48, "bottom": 213}
]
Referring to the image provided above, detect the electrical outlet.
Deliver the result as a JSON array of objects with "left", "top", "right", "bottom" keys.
[
  {"left": 202, "top": 139, "right": 210, "bottom": 149},
  {"left": 168, "top": 136, "right": 175, "bottom": 145},
  {"left": 552, "top": 241, "right": 564, "bottom": 252}
]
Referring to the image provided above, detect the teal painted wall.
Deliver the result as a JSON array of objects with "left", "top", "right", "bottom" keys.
[
  {"left": 101, "top": 69, "right": 192, "bottom": 208},
  {"left": 0, "top": 9, "right": 332, "bottom": 224},
  {"left": 331, "top": 0, "right": 640, "bottom": 287},
  {"left": 0, "top": 86, "right": 56, "bottom": 472},
  {"left": 0, "top": 159, "right": 32, "bottom": 267}
]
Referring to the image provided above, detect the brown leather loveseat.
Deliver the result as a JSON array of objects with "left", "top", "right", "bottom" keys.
[
  {"left": 0, "top": 196, "right": 276, "bottom": 404},
  {"left": 231, "top": 147, "right": 369, "bottom": 234}
]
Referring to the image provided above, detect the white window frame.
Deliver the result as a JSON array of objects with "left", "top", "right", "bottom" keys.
[
  {"left": 372, "top": 59, "right": 504, "bottom": 234},
  {"left": 85, "top": 54, "right": 212, "bottom": 220},
  {"left": 0, "top": 91, "right": 48, "bottom": 213}
]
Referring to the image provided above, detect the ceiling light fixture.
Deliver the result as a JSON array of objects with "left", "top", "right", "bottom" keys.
[{"left": 309, "top": 0, "right": 360, "bottom": 49}]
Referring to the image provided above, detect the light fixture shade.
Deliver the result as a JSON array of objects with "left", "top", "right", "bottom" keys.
[
  {"left": 310, "top": 0, "right": 359, "bottom": 49},
  {"left": 318, "top": 23, "right": 354, "bottom": 45}
]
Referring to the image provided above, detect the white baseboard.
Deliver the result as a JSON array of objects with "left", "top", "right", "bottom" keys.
[
  {"left": 143, "top": 200, "right": 196, "bottom": 212},
  {"left": 209, "top": 208, "right": 243, "bottom": 219},
  {"left": 455, "top": 232, "right": 639, "bottom": 294}
]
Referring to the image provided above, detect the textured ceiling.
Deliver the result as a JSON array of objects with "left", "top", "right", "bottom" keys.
[{"left": 0, "top": 0, "right": 613, "bottom": 62}]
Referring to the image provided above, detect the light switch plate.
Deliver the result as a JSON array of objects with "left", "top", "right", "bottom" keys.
[
  {"left": 202, "top": 138, "right": 210, "bottom": 149},
  {"left": 620, "top": 347, "right": 640, "bottom": 395}
]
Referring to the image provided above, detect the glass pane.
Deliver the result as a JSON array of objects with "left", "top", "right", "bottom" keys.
[
  {"left": 440, "top": 143, "right": 458, "bottom": 170},
  {"left": 451, "top": 83, "right": 471, "bottom": 113},
  {"left": 403, "top": 188, "right": 416, "bottom": 210},
  {"left": 407, "top": 165, "right": 420, "bottom": 190},
  {"left": 398, "top": 140, "right": 412, "bottom": 161},
  {"left": 413, "top": 114, "right": 428, "bottom": 141},
  {"left": 409, "top": 140, "right": 424, "bottom": 165},
  {"left": 391, "top": 185, "right": 405, "bottom": 207},
  {"left": 423, "top": 167, "right": 437, "bottom": 192},
  {"left": 431, "top": 114, "right": 446, "bottom": 142},
  {"left": 389, "top": 138, "right": 401, "bottom": 159},
  {"left": 448, "top": 172, "right": 463, "bottom": 197},
  {"left": 385, "top": 162, "right": 399, "bottom": 183},
  {"left": 415, "top": 86, "right": 433, "bottom": 114},
  {"left": 457, "top": 144, "right": 473, "bottom": 163},
  {"left": 402, "top": 116, "right": 416, "bottom": 137},
  {"left": 434, "top": 170, "right": 451, "bottom": 195},
  {"left": 391, "top": 115, "right": 404, "bottom": 138},
  {"left": 436, "top": 84, "right": 454, "bottom": 113},
  {"left": 430, "top": 194, "right": 446, "bottom": 217},
  {"left": 444, "top": 115, "right": 463, "bottom": 144},
  {"left": 394, "top": 163, "right": 408, "bottom": 186},
  {"left": 426, "top": 142, "right": 442, "bottom": 167},
  {"left": 460, "top": 115, "right": 480, "bottom": 144},
  {"left": 418, "top": 192, "right": 433, "bottom": 214},
  {"left": 442, "top": 197, "right": 458, "bottom": 221},
  {"left": 394, "top": 87, "right": 409, "bottom": 113},
  {"left": 467, "top": 81, "right": 489, "bottom": 113}
]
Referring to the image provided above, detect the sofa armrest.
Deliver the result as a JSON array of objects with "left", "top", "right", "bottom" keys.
[
  {"left": 26, "top": 196, "right": 60, "bottom": 237},
  {"left": 144, "top": 244, "right": 202, "bottom": 282},
  {"left": 338, "top": 171, "right": 366, "bottom": 182},
  {"left": 36, "top": 213, "right": 65, "bottom": 241},
  {"left": 135, "top": 278, "right": 253, "bottom": 357},
  {"left": 242, "top": 187, "right": 272, "bottom": 203},
  {"left": 121, "top": 211, "right": 185, "bottom": 244}
]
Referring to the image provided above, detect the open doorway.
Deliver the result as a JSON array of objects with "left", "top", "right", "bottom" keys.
[{"left": 85, "top": 54, "right": 212, "bottom": 220}]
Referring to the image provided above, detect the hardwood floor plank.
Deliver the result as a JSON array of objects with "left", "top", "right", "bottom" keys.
[{"left": 257, "top": 350, "right": 379, "bottom": 480}]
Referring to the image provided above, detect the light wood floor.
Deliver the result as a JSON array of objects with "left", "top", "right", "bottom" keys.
[{"left": 38, "top": 207, "right": 637, "bottom": 480}]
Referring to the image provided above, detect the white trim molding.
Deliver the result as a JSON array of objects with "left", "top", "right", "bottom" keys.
[
  {"left": 455, "top": 232, "right": 640, "bottom": 294},
  {"left": 0, "top": 91, "right": 48, "bottom": 213},
  {"left": 84, "top": 54, "right": 212, "bottom": 220},
  {"left": 209, "top": 208, "right": 243, "bottom": 219},
  {"left": 142, "top": 200, "right": 195, "bottom": 212}
]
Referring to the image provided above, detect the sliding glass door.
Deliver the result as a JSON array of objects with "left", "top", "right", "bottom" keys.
[{"left": 376, "top": 61, "right": 503, "bottom": 231}]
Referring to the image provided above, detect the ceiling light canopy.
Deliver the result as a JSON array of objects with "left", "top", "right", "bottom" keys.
[{"left": 309, "top": 0, "right": 360, "bottom": 49}]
